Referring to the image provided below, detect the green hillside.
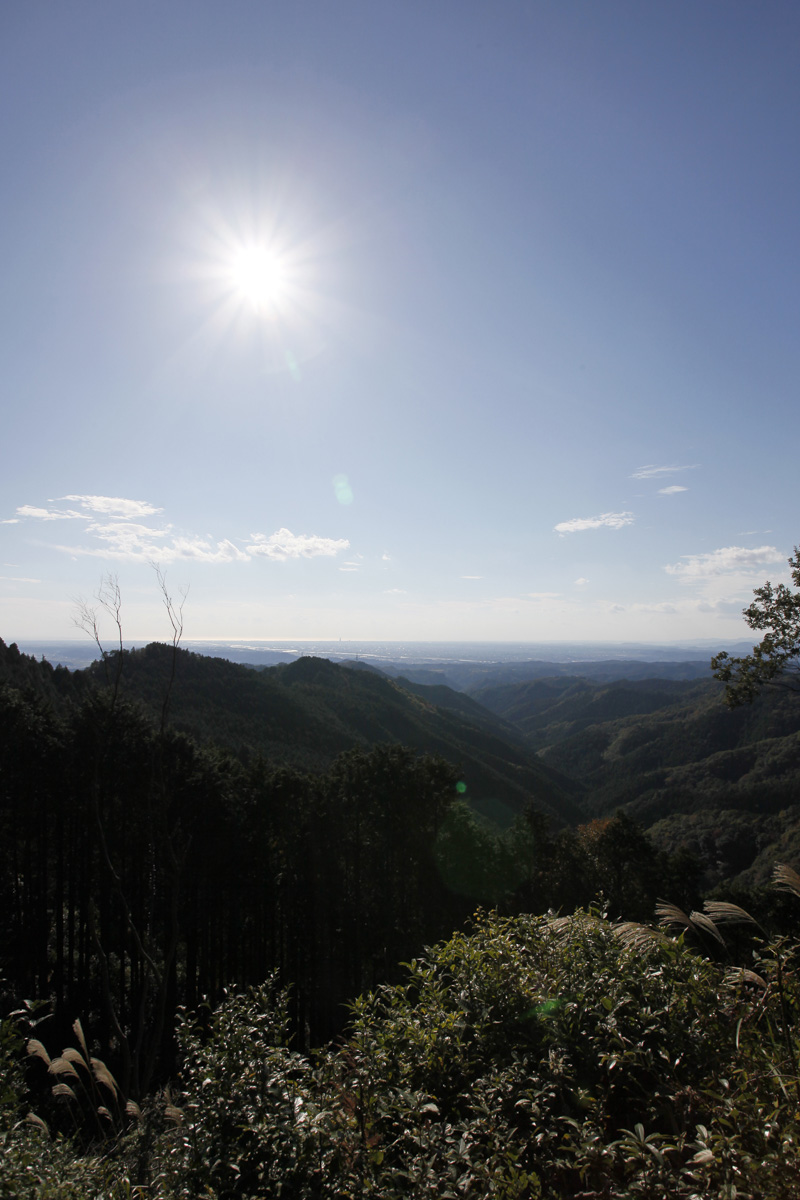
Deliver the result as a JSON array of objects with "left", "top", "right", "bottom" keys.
[
  {"left": 474, "top": 672, "right": 800, "bottom": 887},
  {"left": 0, "top": 639, "right": 583, "bottom": 827},
  {"left": 472, "top": 675, "right": 713, "bottom": 750},
  {"left": 535, "top": 685, "right": 800, "bottom": 811}
]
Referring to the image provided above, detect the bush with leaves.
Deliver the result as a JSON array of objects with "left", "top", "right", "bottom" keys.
[
  {"left": 5, "top": 886, "right": 800, "bottom": 1198},
  {"left": 151, "top": 978, "right": 342, "bottom": 1199},
  {"left": 341, "top": 909, "right": 734, "bottom": 1197},
  {"left": 334, "top": 887, "right": 800, "bottom": 1197}
]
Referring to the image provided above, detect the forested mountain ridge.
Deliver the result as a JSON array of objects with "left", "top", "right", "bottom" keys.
[
  {"left": 362, "top": 655, "right": 713, "bottom": 691},
  {"left": 475, "top": 670, "right": 800, "bottom": 888},
  {"left": 473, "top": 673, "right": 800, "bottom": 802},
  {"left": 0, "top": 638, "right": 583, "bottom": 826},
  {"left": 0, "top": 636, "right": 694, "bottom": 1078},
  {"left": 471, "top": 675, "right": 716, "bottom": 750},
  {"left": 533, "top": 680, "right": 800, "bottom": 810}
]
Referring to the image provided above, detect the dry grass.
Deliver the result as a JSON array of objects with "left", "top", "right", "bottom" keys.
[
  {"left": 26, "top": 1038, "right": 50, "bottom": 1067},
  {"left": 48, "top": 1056, "right": 80, "bottom": 1080},
  {"left": 703, "top": 900, "right": 764, "bottom": 933},
  {"left": 61, "top": 1046, "right": 89, "bottom": 1070},
  {"left": 774, "top": 862, "right": 800, "bottom": 899}
]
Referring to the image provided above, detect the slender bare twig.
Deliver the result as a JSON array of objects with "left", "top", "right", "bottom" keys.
[
  {"left": 150, "top": 562, "right": 188, "bottom": 736},
  {"left": 73, "top": 574, "right": 125, "bottom": 706}
]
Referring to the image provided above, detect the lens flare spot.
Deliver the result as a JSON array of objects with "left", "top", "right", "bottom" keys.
[
  {"left": 333, "top": 474, "right": 354, "bottom": 505},
  {"left": 536, "top": 999, "right": 562, "bottom": 1017},
  {"left": 456, "top": 781, "right": 467, "bottom": 794}
]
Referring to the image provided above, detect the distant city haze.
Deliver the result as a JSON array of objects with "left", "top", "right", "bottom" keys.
[{"left": 15, "top": 638, "right": 754, "bottom": 676}]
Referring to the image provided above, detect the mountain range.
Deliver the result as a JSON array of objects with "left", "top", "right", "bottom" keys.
[
  {"left": 470, "top": 673, "right": 800, "bottom": 888},
  {"left": 3, "top": 636, "right": 799, "bottom": 889}
]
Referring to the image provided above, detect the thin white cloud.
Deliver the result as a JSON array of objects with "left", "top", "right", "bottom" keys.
[
  {"left": 554, "top": 511, "right": 634, "bottom": 534},
  {"left": 0, "top": 518, "right": 19, "bottom": 525},
  {"left": 696, "top": 598, "right": 746, "bottom": 614},
  {"left": 665, "top": 544, "right": 784, "bottom": 579},
  {"left": 527, "top": 591, "right": 561, "bottom": 599},
  {"left": 17, "top": 504, "right": 81, "bottom": 521},
  {"left": 54, "top": 521, "right": 173, "bottom": 562},
  {"left": 658, "top": 485, "right": 688, "bottom": 495},
  {"left": 631, "top": 464, "right": 697, "bottom": 479},
  {"left": 246, "top": 529, "right": 350, "bottom": 561},
  {"left": 15, "top": 495, "right": 162, "bottom": 523},
  {"left": 0, "top": 575, "right": 41, "bottom": 583},
  {"left": 461, "top": 575, "right": 483, "bottom": 580},
  {"left": 12, "top": 496, "right": 350, "bottom": 566},
  {"left": 574, "top": 577, "right": 589, "bottom": 586},
  {"left": 384, "top": 588, "right": 406, "bottom": 594},
  {"left": 170, "top": 537, "right": 250, "bottom": 563},
  {"left": 61, "top": 495, "right": 163, "bottom": 518},
  {"left": 91, "top": 520, "right": 168, "bottom": 541}
]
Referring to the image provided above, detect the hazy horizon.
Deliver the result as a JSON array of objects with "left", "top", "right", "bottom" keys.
[{"left": 11, "top": 635, "right": 755, "bottom": 674}]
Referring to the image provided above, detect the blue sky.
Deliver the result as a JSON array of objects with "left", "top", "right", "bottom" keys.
[{"left": 1, "top": 1, "right": 798, "bottom": 644}]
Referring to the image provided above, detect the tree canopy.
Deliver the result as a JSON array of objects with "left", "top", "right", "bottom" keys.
[{"left": 712, "top": 546, "right": 800, "bottom": 706}]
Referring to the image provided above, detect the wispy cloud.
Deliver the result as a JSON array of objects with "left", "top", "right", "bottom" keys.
[
  {"left": 632, "top": 464, "right": 697, "bottom": 480},
  {"left": 574, "top": 577, "right": 589, "bottom": 586},
  {"left": 665, "top": 544, "right": 784, "bottom": 580},
  {"left": 170, "top": 537, "right": 250, "bottom": 563},
  {"left": 658, "top": 485, "right": 688, "bottom": 495},
  {"left": 17, "top": 505, "right": 80, "bottom": 521},
  {"left": 16, "top": 496, "right": 163, "bottom": 522},
  {"left": 554, "top": 511, "right": 634, "bottom": 534},
  {"left": 634, "top": 601, "right": 679, "bottom": 614},
  {"left": 62, "top": 495, "right": 163, "bottom": 519},
  {"left": 247, "top": 529, "right": 350, "bottom": 560},
  {"left": 9, "top": 496, "right": 350, "bottom": 565},
  {"left": 461, "top": 575, "right": 483, "bottom": 580}
]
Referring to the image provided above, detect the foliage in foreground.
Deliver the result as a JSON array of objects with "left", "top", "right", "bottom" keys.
[
  {"left": 712, "top": 545, "right": 800, "bottom": 706},
  {"left": 5, "top": 893, "right": 800, "bottom": 1200}
]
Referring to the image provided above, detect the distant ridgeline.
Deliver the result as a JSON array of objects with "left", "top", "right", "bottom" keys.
[
  {"left": 471, "top": 671, "right": 800, "bottom": 889},
  {"left": 2, "top": 634, "right": 799, "bottom": 1088}
]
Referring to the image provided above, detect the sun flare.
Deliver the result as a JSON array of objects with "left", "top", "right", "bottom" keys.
[
  {"left": 228, "top": 245, "right": 289, "bottom": 312},
  {"left": 196, "top": 214, "right": 327, "bottom": 370}
]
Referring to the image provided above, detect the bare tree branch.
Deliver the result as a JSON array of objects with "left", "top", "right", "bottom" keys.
[
  {"left": 73, "top": 574, "right": 124, "bottom": 704},
  {"left": 150, "top": 562, "right": 188, "bottom": 735}
]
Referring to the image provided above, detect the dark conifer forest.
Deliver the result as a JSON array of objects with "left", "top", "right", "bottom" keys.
[{"left": 2, "top": 637, "right": 800, "bottom": 1197}]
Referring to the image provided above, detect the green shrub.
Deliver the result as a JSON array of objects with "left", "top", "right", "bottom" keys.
[{"left": 4, "top": 906, "right": 800, "bottom": 1197}]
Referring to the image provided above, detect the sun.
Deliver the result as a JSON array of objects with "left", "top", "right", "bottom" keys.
[{"left": 228, "top": 245, "right": 289, "bottom": 312}]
